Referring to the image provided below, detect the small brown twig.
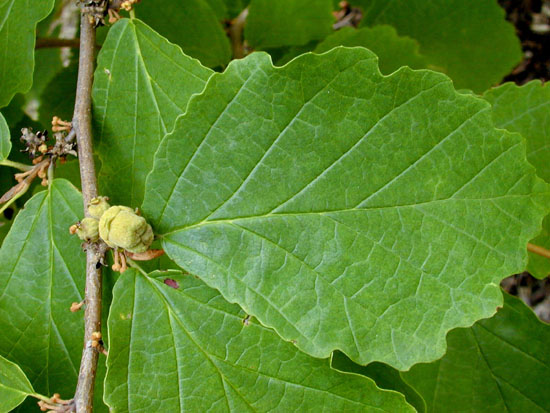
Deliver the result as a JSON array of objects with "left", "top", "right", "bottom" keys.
[
  {"left": 125, "top": 249, "right": 165, "bottom": 261},
  {"left": 528, "top": 242, "right": 550, "bottom": 259},
  {"left": 35, "top": 37, "right": 81, "bottom": 49},
  {"left": 37, "top": 393, "right": 74, "bottom": 412},
  {"left": 228, "top": 8, "right": 249, "bottom": 59}
]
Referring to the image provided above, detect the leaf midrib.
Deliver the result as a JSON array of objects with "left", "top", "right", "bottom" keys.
[{"left": 161, "top": 194, "right": 536, "bottom": 236}]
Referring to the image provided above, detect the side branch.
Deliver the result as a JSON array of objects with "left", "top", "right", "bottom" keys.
[
  {"left": 72, "top": 9, "right": 103, "bottom": 413},
  {"left": 36, "top": 37, "right": 81, "bottom": 49}
]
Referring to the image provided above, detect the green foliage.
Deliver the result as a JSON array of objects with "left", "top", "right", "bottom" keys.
[
  {"left": 245, "top": 0, "right": 334, "bottom": 49},
  {"left": 93, "top": 19, "right": 213, "bottom": 207},
  {"left": 134, "top": 0, "right": 231, "bottom": 67},
  {"left": 105, "top": 269, "right": 414, "bottom": 412},
  {"left": 314, "top": 26, "right": 427, "bottom": 74},
  {"left": 0, "top": 355, "right": 35, "bottom": 412},
  {"left": 484, "top": 81, "right": 550, "bottom": 278},
  {"left": 142, "top": 48, "right": 549, "bottom": 369},
  {"left": 353, "top": 0, "right": 522, "bottom": 92},
  {"left": 0, "top": 112, "right": 10, "bottom": 161},
  {"left": 0, "top": 0, "right": 55, "bottom": 107},
  {"left": 402, "top": 293, "right": 550, "bottom": 412},
  {"left": 2, "top": 2, "right": 550, "bottom": 411}
]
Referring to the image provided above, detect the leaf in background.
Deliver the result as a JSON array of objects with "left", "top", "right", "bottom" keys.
[
  {"left": 93, "top": 19, "right": 213, "bottom": 207},
  {"left": 402, "top": 293, "right": 550, "bottom": 413},
  {"left": 39, "top": 62, "right": 78, "bottom": 129},
  {"left": 143, "top": 48, "right": 549, "bottom": 370},
  {"left": 222, "top": 0, "right": 249, "bottom": 18},
  {"left": 134, "top": 1, "right": 231, "bottom": 68},
  {"left": 0, "top": 354, "right": 35, "bottom": 412},
  {"left": 484, "top": 81, "right": 550, "bottom": 278},
  {"left": 331, "top": 353, "right": 426, "bottom": 413},
  {"left": 27, "top": 49, "right": 63, "bottom": 105},
  {"left": 314, "top": 26, "right": 427, "bottom": 74},
  {"left": 0, "top": 112, "right": 10, "bottom": 161},
  {"left": 353, "top": 0, "right": 521, "bottom": 92},
  {"left": 245, "top": 0, "right": 334, "bottom": 49},
  {"left": 105, "top": 269, "right": 414, "bottom": 412},
  {"left": 0, "top": 0, "right": 56, "bottom": 107},
  {"left": 0, "top": 179, "right": 106, "bottom": 411}
]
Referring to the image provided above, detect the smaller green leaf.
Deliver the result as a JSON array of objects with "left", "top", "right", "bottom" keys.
[
  {"left": 0, "top": 354, "right": 34, "bottom": 413},
  {"left": 93, "top": 18, "right": 213, "bottom": 207},
  {"left": 39, "top": 62, "right": 78, "bottom": 129},
  {"left": 331, "top": 353, "right": 426, "bottom": 413},
  {"left": 314, "top": 26, "right": 427, "bottom": 74},
  {"left": 245, "top": 0, "right": 334, "bottom": 49},
  {"left": 0, "top": 112, "right": 10, "bottom": 161},
  {"left": 134, "top": 1, "right": 231, "bottom": 68},
  {"left": 353, "top": 0, "right": 522, "bottom": 92},
  {"left": 0, "top": 0, "right": 56, "bottom": 107},
  {"left": 105, "top": 269, "right": 415, "bottom": 412},
  {"left": 484, "top": 81, "right": 550, "bottom": 278},
  {"left": 0, "top": 179, "right": 85, "bottom": 401},
  {"left": 402, "top": 293, "right": 550, "bottom": 413}
]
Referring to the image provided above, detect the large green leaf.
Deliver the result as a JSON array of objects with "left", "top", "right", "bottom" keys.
[
  {"left": 0, "top": 355, "right": 35, "bottom": 412},
  {"left": 105, "top": 269, "right": 414, "bottom": 412},
  {"left": 245, "top": 0, "right": 334, "bottom": 49},
  {"left": 142, "top": 48, "right": 549, "bottom": 370},
  {"left": 93, "top": 19, "right": 213, "bottom": 207},
  {"left": 0, "top": 0, "right": 55, "bottom": 107},
  {"left": 354, "top": 0, "right": 521, "bottom": 92},
  {"left": 402, "top": 293, "right": 550, "bottom": 412},
  {"left": 0, "top": 179, "right": 96, "bottom": 405},
  {"left": 484, "top": 81, "right": 550, "bottom": 278},
  {"left": 0, "top": 112, "right": 9, "bottom": 161},
  {"left": 314, "top": 26, "right": 427, "bottom": 74},
  {"left": 134, "top": 1, "right": 231, "bottom": 68}
]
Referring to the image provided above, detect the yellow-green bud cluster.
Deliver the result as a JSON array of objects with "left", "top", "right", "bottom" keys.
[
  {"left": 98, "top": 206, "right": 154, "bottom": 253},
  {"left": 74, "top": 218, "right": 99, "bottom": 242},
  {"left": 87, "top": 196, "right": 111, "bottom": 220},
  {"left": 70, "top": 197, "right": 154, "bottom": 253}
]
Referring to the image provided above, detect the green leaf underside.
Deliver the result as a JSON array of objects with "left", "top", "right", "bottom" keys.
[
  {"left": 134, "top": 1, "right": 231, "bottom": 68},
  {"left": 331, "top": 354, "right": 426, "bottom": 413},
  {"left": 0, "top": 354, "right": 34, "bottom": 413},
  {"left": 314, "top": 26, "right": 427, "bottom": 75},
  {"left": 93, "top": 19, "right": 213, "bottom": 207},
  {"left": 402, "top": 293, "right": 550, "bottom": 412},
  {"left": 142, "top": 48, "right": 549, "bottom": 370},
  {"left": 355, "top": 0, "right": 522, "bottom": 92},
  {"left": 0, "top": 111, "right": 9, "bottom": 160},
  {"left": 0, "top": 180, "right": 85, "bottom": 400},
  {"left": 105, "top": 269, "right": 414, "bottom": 412},
  {"left": 0, "top": 0, "right": 55, "bottom": 107},
  {"left": 484, "top": 81, "right": 550, "bottom": 278},
  {"left": 245, "top": 0, "right": 334, "bottom": 49}
]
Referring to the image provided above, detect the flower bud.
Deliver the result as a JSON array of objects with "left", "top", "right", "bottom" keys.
[
  {"left": 98, "top": 206, "right": 154, "bottom": 253},
  {"left": 87, "top": 196, "right": 111, "bottom": 220},
  {"left": 73, "top": 217, "right": 99, "bottom": 242}
]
